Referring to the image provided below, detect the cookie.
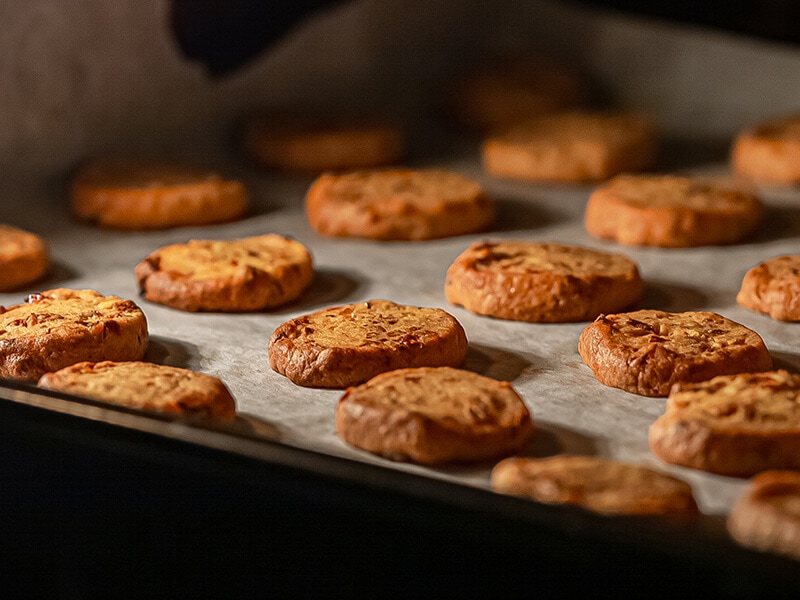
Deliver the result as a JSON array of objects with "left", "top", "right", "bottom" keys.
[
  {"left": 0, "top": 288, "right": 148, "bottom": 382},
  {"left": 268, "top": 299, "right": 468, "bottom": 388},
  {"left": 135, "top": 234, "right": 313, "bottom": 312},
  {"left": 737, "top": 255, "right": 800, "bottom": 321},
  {"left": 649, "top": 371, "right": 800, "bottom": 477},
  {"left": 578, "top": 310, "right": 773, "bottom": 397},
  {"left": 444, "top": 55, "right": 589, "bottom": 133},
  {"left": 70, "top": 159, "right": 248, "bottom": 230},
  {"left": 243, "top": 113, "right": 406, "bottom": 173},
  {"left": 38, "top": 360, "right": 236, "bottom": 422},
  {"left": 731, "top": 113, "right": 800, "bottom": 185},
  {"left": 491, "top": 455, "right": 698, "bottom": 519},
  {"left": 445, "top": 241, "right": 642, "bottom": 323},
  {"left": 0, "top": 225, "right": 49, "bottom": 292},
  {"left": 304, "top": 168, "right": 493, "bottom": 241},
  {"left": 335, "top": 366, "right": 533, "bottom": 465},
  {"left": 585, "top": 174, "right": 764, "bottom": 247},
  {"left": 727, "top": 470, "right": 800, "bottom": 560},
  {"left": 481, "top": 111, "right": 657, "bottom": 183}
]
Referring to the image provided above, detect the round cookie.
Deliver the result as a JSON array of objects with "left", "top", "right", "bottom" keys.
[
  {"left": 0, "top": 225, "right": 49, "bottom": 292},
  {"left": 727, "top": 470, "right": 800, "bottom": 560},
  {"left": 481, "top": 111, "right": 657, "bottom": 183},
  {"left": 304, "top": 168, "right": 493, "bottom": 241},
  {"left": 578, "top": 309, "right": 773, "bottom": 397},
  {"left": 268, "top": 299, "right": 468, "bottom": 388},
  {"left": 243, "top": 113, "right": 406, "bottom": 173},
  {"left": 335, "top": 366, "right": 533, "bottom": 465},
  {"left": 649, "top": 371, "right": 800, "bottom": 477},
  {"left": 135, "top": 234, "right": 313, "bottom": 312},
  {"left": 584, "top": 174, "right": 764, "bottom": 247},
  {"left": 491, "top": 455, "right": 698, "bottom": 519},
  {"left": 444, "top": 55, "right": 589, "bottom": 133},
  {"left": 445, "top": 241, "right": 642, "bottom": 323},
  {"left": 70, "top": 159, "right": 248, "bottom": 230},
  {"left": 731, "top": 113, "right": 800, "bottom": 185},
  {"left": 737, "top": 255, "right": 800, "bottom": 321},
  {"left": 0, "top": 288, "right": 149, "bottom": 382},
  {"left": 38, "top": 360, "right": 236, "bottom": 422}
]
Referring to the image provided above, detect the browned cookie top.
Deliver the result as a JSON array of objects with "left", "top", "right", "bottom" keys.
[
  {"left": 578, "top": 309, "right": 772, "bottom": 397},
  {"left": 135, "top": 234, "right": 313, "bottom": 312},
  {"left": 0, "top": 288, "right": 149, "bottom": 381},
  {"left": 445, "top": 241, "right": 642, "bottom": 322},
  {"left": 336, "top": 366, "right": 533, "bottom": 464},
  {"left": 491, "top": 455, "right": 698, "bottom": 518},
  {"left": 737, "top": 255, "right": 800, "bottom": 321},
  {"left": 268, "top": 300, "right": 468, "bottom": 388},
  {"left": 38, "top": 360, "right": 236, "bottom": 421},
  {"left": 304, "top": 168, "right": 493, "bottom": 241}
]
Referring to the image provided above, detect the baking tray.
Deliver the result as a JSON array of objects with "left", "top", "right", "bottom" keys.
[{"left": 3, "top": 0, "right": 800, "bottom": 594}]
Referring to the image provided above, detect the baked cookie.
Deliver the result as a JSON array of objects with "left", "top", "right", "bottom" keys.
[
  {"left": 70, "top": 159, "right": 248, "bottom": 230},
  {"left": 445, "top": 241, "right": 641, "bottom": 323},
  {"left": 444, "top": 55, "right": 589, "bottom": 133},
  {"left": 0, "top": 288, "right": 148, "bottom": 382},
  {"left": 732, "top": 113, "right": 800, "bottom": 185},
  {"left": 737, "top": 255, "right": 800, "bottom": 321},
  {"left": 135, "top": 234, "right": 313, "bottom": 312},
  {"left": 38, "top": 360, "right": 236, "bottom": 422},
  {"left": 0, "top": 225, "right": 49, "bottom": 292},
  {"left": 727, "top": 470, "right": 800, "bottom": 560},
  {"left": 268, "top": 299, "right": 468, "bottom": 388},
  {"left": 491, "top": 455, "right": 698, "bottom": 519},
  {"left": 335, "top": 366, "right": 533, "bottom": 465},
  {"left": 585, "top": 174, "right": 764, "bottom": 247},
  {"left": 578, "top": 310, "right": 772, "bottom": 397},
  {"left": 481, "top": 111, "right": 657, "bottom": 183},
  {"left": 649, "top": 371, "right": 800, "bottom": 477},
  {"left": 304, "top": 168, "right": 493, "bottom": 241},
  {"left": 243, "top": 113, "right": 406, "bottom": 173}
]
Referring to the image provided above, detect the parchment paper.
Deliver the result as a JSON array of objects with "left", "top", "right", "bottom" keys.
[{"left": 2, "top": 0, "right": 800, "bottom": 519}]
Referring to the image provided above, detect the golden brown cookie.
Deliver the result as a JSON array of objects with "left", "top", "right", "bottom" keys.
[
  {"left": 481, "top": 112, "right": 656, "bottom": 183},
  {"left": 134, "top": 234, "right": 313, "bottom": 312},
  {"left": 727, "top": 470, "right": 800, "bottom": 560},
  {"left": 585, "top": 174, "right": 764, "bottom": 247},
  {"left": 445, "top": 241, "right": 642, "bottom": 323},
  {"left": 578, "top": 310, "right": 773, "bottom": 397},
  {"left": 444, "top": 55, "right": 589, "bottom": 133},
  {"left": 0, "top": 225, "right": 49, "bottom": 292},
  {"left": 243, "top": 113, "right": 406, "bottom": 173},
  {"left": 481, "top": 111, "right": 657, "bottom": 183},
  {"left": 38, "top": 360, "right": 236, "bottom": 421},
  {"left": 335, "top": 366, "right": 533, "bottom": 465},
  {"left": 737, "top": 255, "right": 800, "bottom": 321},
  {"left": 304, "top": 168, "right": 493, "bottom": 241},
  {"left": 732, "top": 113, "right": 800, "bottom": 185},
  {"left": 268, "top": 299, "right": 468, "bottom": 388},
  {"left": 491, "top": 455, "right": 698, "bottom": 519},
  {"left": 649, "top": 371, "right": 800, "bottom": 477},
  {"left": 0, "top": 288, "right": 148, "bottom": 382},
  {"left": 70, "top": 159, "right": 248, "bottom": 230}
]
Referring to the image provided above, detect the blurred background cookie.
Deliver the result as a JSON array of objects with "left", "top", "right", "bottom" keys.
[
  {"left": 737, "top": 255, "right": 800, "bottom": 321},
  {"left": 0, "top": 225, "right": 49, "bottom": 292},
  {"left": 70, "top": 159, "right": 248, "bottom": 230},
  {"left": 732, "top": 113, "right": 800, "bottom": 185}
]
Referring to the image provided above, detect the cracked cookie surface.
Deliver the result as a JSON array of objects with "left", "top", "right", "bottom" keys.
[
  {"left": 578, "top": 309, "right": 772, "bottom": 397},
  {"left": 268, "top": 300, "right": 468, "bottom": 388}
]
